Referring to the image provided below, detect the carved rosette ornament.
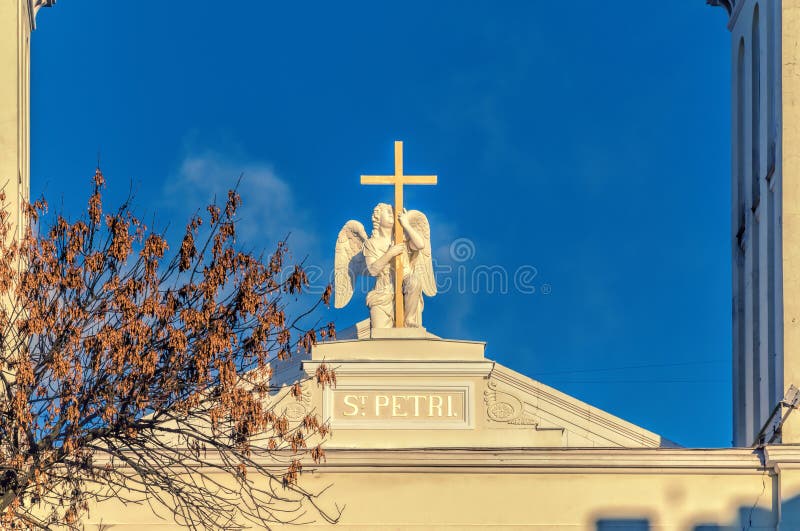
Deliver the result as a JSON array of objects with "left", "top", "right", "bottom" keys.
[
  {"left": 258, "top": 380, "right": 313, "bottom": 421},
  {"left": 282, "top": 381, "right": 313, "bottom": 421},
  {"left": 483, "top": 378, "right": 538, "bottom": 426}
]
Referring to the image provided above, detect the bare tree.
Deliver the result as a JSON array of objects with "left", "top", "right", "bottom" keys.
[{"left": 0, "top": 169, "right": 339, "bottom": 530}]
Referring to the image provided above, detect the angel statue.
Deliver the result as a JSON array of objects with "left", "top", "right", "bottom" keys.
[{"left": 335, "top": 203, "right": 436, "bottom": 328}]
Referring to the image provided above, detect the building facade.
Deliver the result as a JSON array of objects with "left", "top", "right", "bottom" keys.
[
  {"left": 80, "top": 327, "right": 786, "bottom": 530},
  {"left": 16, "top": 1, "right": 800, "bottom": 529}
]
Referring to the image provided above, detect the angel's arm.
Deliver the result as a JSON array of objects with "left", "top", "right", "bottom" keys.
[
  {"left": 365, "top": 241, "right": 405, "bottom": 276},
  {"left": 399, "top": 210, "right": 426, "bottom": 251}
]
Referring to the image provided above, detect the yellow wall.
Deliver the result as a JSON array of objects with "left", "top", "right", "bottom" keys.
[
  {"left": 780, "top": 0, "right": 800, "bottom": 445},
  {"left": 80, "top": 450, "right": 778, "bottom": 530}
]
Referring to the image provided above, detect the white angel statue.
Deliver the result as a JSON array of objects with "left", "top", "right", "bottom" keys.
[{"left": 335, "top": 203, "right": 436, "bottom": 328}]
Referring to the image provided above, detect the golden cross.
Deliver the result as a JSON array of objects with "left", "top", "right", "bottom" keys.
[{"left": 361, "top": 141, "right": 437, "bottom": 327}]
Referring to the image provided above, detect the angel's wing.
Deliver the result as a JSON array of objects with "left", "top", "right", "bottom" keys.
[
  {"left": 334, "top": 220, "right": 368, "bottom": 308},
  {"left": 406, "top": 210, "right": 437, "bottom": 297}
]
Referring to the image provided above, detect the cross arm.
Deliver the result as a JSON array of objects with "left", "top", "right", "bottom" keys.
[
  {"left": 359, "top": 175, "right": 438, "bottom": 185},
  {"left": 360, "top": 175, "right": 396, "bottom": 185},
  {"left": 401, "top": 175, "right": 437, "bottom": 185}
]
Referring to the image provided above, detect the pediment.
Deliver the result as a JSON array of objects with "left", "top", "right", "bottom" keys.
[
  {"left": 300, "top": 328, "right": 675, "bottom": 449},
  {"left": 484, "top": 363, "right": 675, "bottom": 448}
]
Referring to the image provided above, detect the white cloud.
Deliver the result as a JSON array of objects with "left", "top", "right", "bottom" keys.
[{"left": 163, "top": 151, "right": 318, "bottom": 258}]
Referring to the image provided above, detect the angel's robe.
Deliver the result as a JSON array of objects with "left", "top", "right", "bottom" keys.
[{"left": 363, "top": 237, "right": 423, "bottom": 327}]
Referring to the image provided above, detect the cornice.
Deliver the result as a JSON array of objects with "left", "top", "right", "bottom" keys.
[
  {"left": 764, "top": 444, "right": 800, "bottom": 468},
  {"left": 302, "top": 360, "right": 494, "bottom": 377},
  {"left": 91, "top": 447, "right": 766, "bottom": 475},
  {"left": 313, "top": 447, "right": 765, "bottom": 474}
]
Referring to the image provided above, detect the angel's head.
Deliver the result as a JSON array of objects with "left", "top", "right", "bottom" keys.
[{"left": 371, "top": 203, "right": 394, "bottom": 235}]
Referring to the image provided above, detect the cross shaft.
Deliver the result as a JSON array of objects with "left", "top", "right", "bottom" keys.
[{"left": 360, "top": 141, "right": 437, "bottom": 327}]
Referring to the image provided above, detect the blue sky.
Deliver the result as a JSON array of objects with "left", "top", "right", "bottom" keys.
[{"left": 31, "top": 1, "right": 732, "bottom": 447}]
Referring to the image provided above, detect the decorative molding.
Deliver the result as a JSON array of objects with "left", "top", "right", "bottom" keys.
[
  {"left": 483, "top": 377, "right": 538, "bottom": 426},
  {"left": 310, "top": 335, "right": 487, "bottom": 362},
  {"left": 299, "top": 447, "right": 767, "bottom": 475},
  {"left": 282, "top": 381, "right": 312, "bottom": 421},
  {"left": 28, "top": 0, "right": 55, "bottom": 30},
  {"left": 303, "top": 360, "right": 494, "bottom": 377},
  {"left": 89, "top": 446, "right": 768, "bottom": 475},
  {"left": 764, "top": 445, "right": 800, "bottom": 468},
  {"left": 32, "top": 0, "right": 56, "bottom": 14},
  {"left": 257, "top": 380, "right": 313, "bottom": 422}
]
